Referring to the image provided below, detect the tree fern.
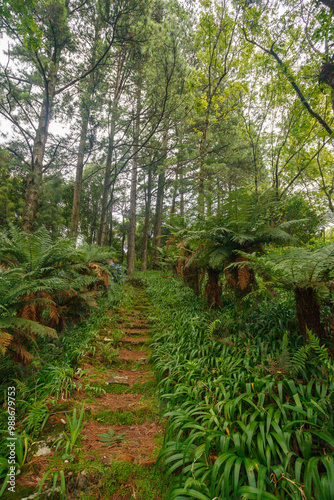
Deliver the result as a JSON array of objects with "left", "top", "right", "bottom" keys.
[
  {"left": 166, "top": 193, "right": 298, "bottom": 305},
  {"left": 292, "top": 330, "right": 334, "bottom": 382},
  {"left": 0, "top": 227, "right": 115, "bottom": 361}
]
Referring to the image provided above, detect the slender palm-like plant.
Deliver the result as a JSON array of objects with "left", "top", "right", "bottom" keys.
[
  {"left": 0, "top": 227, "right": 114, "bottom": 361},
  {"left": 0, "top": 262, "right": 59, "bottom": 362},
  {"left": 246, "top": 244, "right": 334, "bottom": 340},
  {"left": 167, "top": 192, "right": 295, "bottom": 307}
]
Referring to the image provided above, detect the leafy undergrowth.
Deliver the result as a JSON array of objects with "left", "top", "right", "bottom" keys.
[
  {"left": 141, "top": 271, "right": 334, "bottom": 500},
  {"left": 0, "top": 281, "right": 170, "bottom": 499},
  {"left": 101, "top": 460, "right": 169, "bottom": 500},
  {"left": 95, "top": 407, "right": 159, "bottom": 426},
  {"left": 0, "top": 283, "right": 123, "bottom": 443}
]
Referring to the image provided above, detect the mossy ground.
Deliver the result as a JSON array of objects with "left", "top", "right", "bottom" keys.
[
  {"left": 8, "top": 283, "right": 169, "bottom": 499},
  {"left": 94, "top": 406, "right": 159, "bottom": 425},
  {"left": 101, "top": 460, "right": 170, "bottom": 499}
]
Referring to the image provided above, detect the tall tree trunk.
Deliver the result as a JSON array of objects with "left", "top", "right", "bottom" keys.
[
  {"left": 176, "top": 129, "right": 184, "bottom": 216},
  {"left": 121, "top": 232, "right": 125, "bottom": 263},
  {"left": 70, "top": 107, "right": 90, "bottom": 238},
  {"left": 150, "top": 127, "right": 168, "bottom": 269},
  {"left": 108, "top": 183, "right": 116, "bottom": 246},
  {"left": 127, "top": 78, "right": 142, "bottom": 275},
  {"left": 98, "top": 55, "right": 124, "bottom": 246},
  {"left": 180, "top": 165, "right": 184, "bottom": 216},
  {"left": 206, "top": 174, "right": 212, "bottom": 216},
  {"left": 204, "top": 268, "right": 223, "bottom": 308},
  {"left": 98, "top": 122, "right": 116, "bottom": 246},
  {"left": 198, "top": 110, "right": 209, "bottom": 215},
  {"left": 69, "top": 15, "right": 101, "bottom": 239},
  {"left": 22, "top": 58, "right": 59, "bottom": 232},
  {"left": 295, "top": 286, "right": 324, "bottom": 341},
  {"left": 170, "top": 168, "right": 179, "bottom": 215},
  {"left": 183, "top": 264, "right": 203, "bottom": 296},
  {"left": 141, "top": 166, "right": 152, "bottom": 271}
]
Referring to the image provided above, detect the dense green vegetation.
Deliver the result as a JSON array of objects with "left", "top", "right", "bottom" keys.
[
  {"left": 1, "top": 0, "right": 334, "bottom": 498},
  {"left": 145, "top": 271, "right": 334, "bottom": 499}
]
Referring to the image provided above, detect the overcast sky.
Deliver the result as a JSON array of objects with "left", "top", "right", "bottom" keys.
[{"left": 0, "top": 34, "right": 70, "bottom": 141}]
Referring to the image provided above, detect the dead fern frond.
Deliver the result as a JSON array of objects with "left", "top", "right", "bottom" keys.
[
  {"left": 224, "top": 267, "right": 236, "bottom": 289},
  {"left": 102, "top": 271, "right": 109, "bottom": 288},
  {"left": 11, "top": 342, "right": 34, "bottom": 363},
  {"left": 88, "top": 262, "right": 103, "bottom": 276},
  {"left": 20, "top": 292, "right": 37, "bottom": 321},
  {"left": 238, "top": 263, "right": 250, "bottom": 291},
  {"left": 0, "top": 331, "right": 13, "bottom": 355},
  {"left": 88, "top": 262, "right": 109, "bottom": 288},
  {"left": 166, "top": 236, "right": 177, "bottom": 251}
]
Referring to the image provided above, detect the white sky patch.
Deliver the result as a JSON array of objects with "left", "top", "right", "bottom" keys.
[{"left": 0, "top": 34, "right": 72, "bottom": 141}]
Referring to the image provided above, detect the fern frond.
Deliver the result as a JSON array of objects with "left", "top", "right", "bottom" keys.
[
  {"left": 10, "top": 342, "right": 34, "bottom": 363},
  {"left": 0, "top": 331, "right": 13, "bottom": 355},
  {"left": 205, "top": 319, "right": 221, "bottom": 339}
]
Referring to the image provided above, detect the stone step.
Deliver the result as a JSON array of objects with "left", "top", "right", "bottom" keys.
[
  {"left": 118, "top": 349, "right": 150, "bottom": 363},
  {"left": 121, "top": 328, "right": 150, "bottom": 335},
  {"left": 120, "top": 323, "right": 148, "bottom": 330},
  {"left": 121, "top": 336, "right": 149, "bottom": 345}
]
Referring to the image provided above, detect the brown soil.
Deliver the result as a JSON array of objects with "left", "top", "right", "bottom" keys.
[
  {"left": 117, "top": 348, "right": 150, "bottom": 362},
  {"left": 121, "top": 336, "right": 150, "bottom": 344},
  {"left": 86, "top": 393, "right": 146, "bottom": 411},
  {"left": 119, "top": 317, "right": 148, "bottom": 326},
  {"left": 20, "top": 285, "right": 164, "bottom": 499},
  {"left": 106, "top": 368, "right": 154, "bottom": 387},
  {"left": 120, "top": 328, "right": 150, "bottom": 335},
  {"left": 82, "top": 420, "right": 163, "bottom": 463}
]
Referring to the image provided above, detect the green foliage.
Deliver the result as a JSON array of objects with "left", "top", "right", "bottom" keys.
[
  {"left": 63, "top": 406, "right": 85, "bottom": 452},
  {"left": 250, "top": 243, "right": 334, "bottom": 291},
  {"left": 84, "top": 383, "right": 106, "bottom": 397},
  {"left": 98, "top": 344, "right": 119, "bottom": 367},
  {"left": 95, "top": 407, "right": 158, "bottom": 426},
  {"left": 22, "top": 398, "right": 49, "bottom": 436},
  {"left": 131, "top": 380, "right": 156, "bottom": 395},
  {"left": 0, "top": 0, "right": 42, "bottom": 50},
  {"left": 169, "top": 191, "right": 296, "bottom": 269},
  {"left": 37, "top": 469, "right": 66, "bottom": 500},
  {"left": 292, "top": 330, "right": 334, "bottom": 383},
  {"left": 101, "top": 460, "right": 171, "bottom": 500},
  {"left": 279, "top": 195, "right": 320, "bottom": 243},
  {"left": 0, "top": 280, "right": 122, "bottom": 456},
  {"left": 0, "top": 226, "right": 117, "bottom": 361},
  {"left": 0, "top": 431, "right": 29, "bottom": 497},
  {"left": 143, "top": 272, "right": 334, "bottom": 500},
  {"left": 97, "top": 428, "right": 125, "bottom": 447}
]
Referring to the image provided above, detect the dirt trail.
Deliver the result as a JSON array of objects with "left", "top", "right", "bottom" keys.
[
  {"left": 15, "top": 281, "right": 167, "bottom": 500},
  {"left": 78, "top": 283, "right": 163, "bottom": 468}
]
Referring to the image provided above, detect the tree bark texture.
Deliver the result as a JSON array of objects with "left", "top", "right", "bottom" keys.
[
  {"left": 141, "top": 166, "right": 152, "bottom": 271},
  {"left": 294, "top": 286, "right": 324, "bottom": 340},
  {"left": 170, "top": 168, "right": 178, "bottom": 215},
  {"left": 22, "top": 58, "right": 60, "bottom": 232},
  {"left": 127, "top": 78, "right": 142, "bottom": 275},
  {"left": 98, "top": 121, "right": 116, "bottom": 246},
  {"left": 70, "top": 15, "right": 101, "bottom": 238},
  {"left": 70, "top": 108, "right": 90, "bottom": 238},
  {"left": 224, "top": 255, "right": 257, "bottom": 299},
  {"left": 204, "top": 267, "right": 223, "bottom": 308},
  {"left": 150, "top": 127, "right": 168, "bottom": 269},
  {"left": 183, "top": 264, "right": 203, "bottom": 296},
  {"left": 98, "top": 54, "right": 124, "bottom": 246},
  {"left": 180, "top": 166, "right": 184, "bottom": 216}
]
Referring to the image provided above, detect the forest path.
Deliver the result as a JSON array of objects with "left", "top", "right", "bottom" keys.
[
  {"left": 18, "top": 281, "right": 167, "bottom": 500},
  {"left": 79, "top": 281, "right": 163, "bottom": 469}
]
